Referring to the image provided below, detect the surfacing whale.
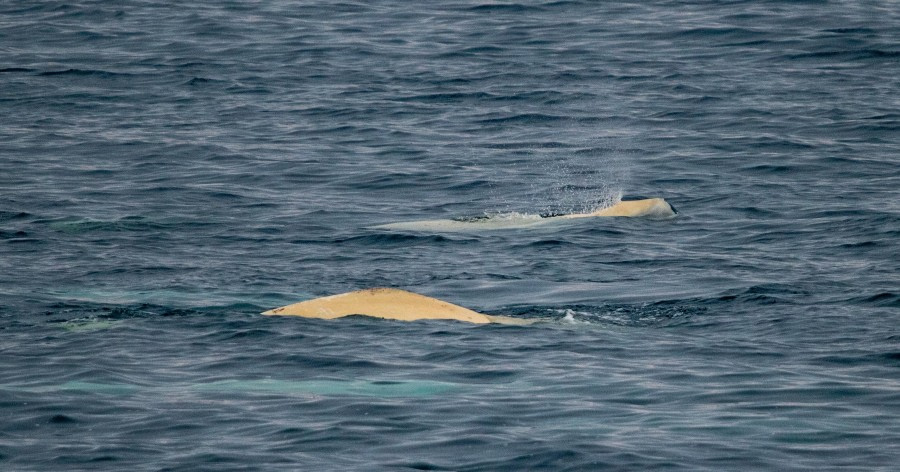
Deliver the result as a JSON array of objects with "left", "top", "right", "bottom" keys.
[
  {"left": 263, "top": 288, "right": 532, "bottom": 325},
  {"left": 374, "top": 197, "right": 676, "bottom": 232}
]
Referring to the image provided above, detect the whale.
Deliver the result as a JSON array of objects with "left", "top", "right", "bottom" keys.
[
  {"left": 373, "top": 197, "right": 676, "bottom": 232},
  {"left": 263, "top": 288, "right": 532, "bottom": 325},
  {"left": 559, "top": 197, "right": 675, "bottom": 218}
]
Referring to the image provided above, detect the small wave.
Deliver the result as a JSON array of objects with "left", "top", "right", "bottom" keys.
[
  {"left": 453, "top": 45, "right": 505, "bottom": 55},
  {"left": 814, "top": 351, "right": 900, "bottom": 368},
  {"left": 783, "top": 49, "right": 900, "bottom": 61},
  {"left": 339, "top": 232, "right": 472, "bottom": 246},
  {"left": 184, "top": 76, "right": 224, "bottom": 86},
  {"left": 475, "top": 113, "right": 572, "bottom": 125},
  {"left": 41, "top": 289, "right": 250, "bottom": 313},
  {"left": 480, "top": 140, "right": 578, "bottom": 150},
  {"left": 715, "top": 284, "right": 809, "bottom": 305},
  {"left": 396, "top": 91, "right": 495, "bottom": 103},
  {"left": 195, "top": 379, "right": 460, "bottom": 397},
  {"left": 37, "top": 68, "right": 137, "bottom": 78},
  {"left": 847, "top": 292, "right": 900, "bottom": 308},
  {"left": 46, "top": 216, "right": 168, "bottom": 234},
  {"left": 8, "top": 378, "right": 461, "bottom": 398},
  {"left": 516, "top": 238, "right": 575, "bottom": 249},
  {"left": 45, "top": 302, "right": 195, "bottom": 323},
  {"left": 0, "top": 67, "right": 35, "bottom": 73},
  {"left": 0, "top": 229, "right": 29, "bottom": 240},
  {"left": 467, "top": 3, "right": 544, "bottom": 13},
  {"left": 672, "top": 27, "right": 764, "bottom": 39},
  {"left": 823, "top": 27, "right": 877, "bottom": 34}
]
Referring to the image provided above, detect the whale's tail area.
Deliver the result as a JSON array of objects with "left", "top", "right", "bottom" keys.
[{"left": 263, "top": 288, "right": 531, "bottom": 325}]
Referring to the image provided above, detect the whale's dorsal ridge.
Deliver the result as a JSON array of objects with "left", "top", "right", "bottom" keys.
[{"left": 263, "top": 288, "right": 531, "bottom": 325}]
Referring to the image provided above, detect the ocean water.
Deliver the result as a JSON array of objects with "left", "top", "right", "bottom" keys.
[{"left": 1, "top": 0, "right": 898, "bottom": 470}]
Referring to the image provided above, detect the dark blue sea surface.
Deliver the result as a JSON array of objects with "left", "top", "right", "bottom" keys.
[{"left": 2, "top": 1, "right": 899, "bottom": 470}]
